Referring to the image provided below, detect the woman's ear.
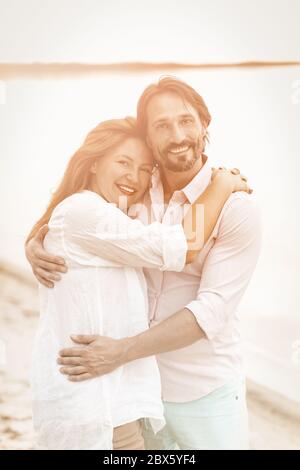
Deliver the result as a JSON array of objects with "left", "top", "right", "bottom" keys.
[{"left": 146, "top": 136, "right": 152, "bottom": 149}]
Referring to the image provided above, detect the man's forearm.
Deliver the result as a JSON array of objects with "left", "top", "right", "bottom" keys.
[
  {"left": 57, "top": 309, "right": 205, "bottom": 381},
  {"left": 122, "top": 308, "right": 205, "bottom": 363}
]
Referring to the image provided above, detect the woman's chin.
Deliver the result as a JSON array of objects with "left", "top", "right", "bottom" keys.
[{"left": 113, "top": 191, "right": 143, "bottom": 209}]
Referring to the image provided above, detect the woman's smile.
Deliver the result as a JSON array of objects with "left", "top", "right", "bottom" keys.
[{"left": 115, "top": 183, "right": 138, "bottom": 196}]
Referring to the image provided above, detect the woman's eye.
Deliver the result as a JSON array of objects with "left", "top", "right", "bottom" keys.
[
  {"left": 141, "top": 168, "right": 153, "bottom": 175},
  {"left": 119, "top": 160, "right": 129, "bottom": 167}
]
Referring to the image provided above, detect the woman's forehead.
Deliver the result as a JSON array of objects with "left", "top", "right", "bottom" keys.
[{"left": 108, "top": 137, "right": 153, "bottom": 164}]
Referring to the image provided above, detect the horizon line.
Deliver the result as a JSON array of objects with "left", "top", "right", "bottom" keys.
[{"left": 0, "top": 60, "right": 299, "bottom": 78}]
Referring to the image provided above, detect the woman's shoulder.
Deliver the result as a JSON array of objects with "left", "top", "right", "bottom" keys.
[
  {"left": 55, "top": 190, "right": 105, "bottom": 213},
  {"left": 59, "top": 190, "right": 114, "bottom": 230},
  {"left": 49, "top": 191, "right": 104, "bottom": 225}
]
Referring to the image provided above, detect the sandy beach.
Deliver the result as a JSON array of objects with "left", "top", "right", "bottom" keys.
[{"left": 0, "top": 263, "right": 299, "bottom": 451}]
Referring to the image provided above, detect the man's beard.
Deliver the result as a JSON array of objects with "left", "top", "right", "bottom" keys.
[{"left": 158, "top": 139, "right": 203, "bottom": 172}]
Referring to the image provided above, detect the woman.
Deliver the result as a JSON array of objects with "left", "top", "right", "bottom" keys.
[{"left": 26, "top": 117, "right": 250, "bottom": 450}]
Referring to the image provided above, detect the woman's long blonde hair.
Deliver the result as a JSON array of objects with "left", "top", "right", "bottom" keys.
[{"left": 26, "top": 117, "right": 141, "bottom": 243}]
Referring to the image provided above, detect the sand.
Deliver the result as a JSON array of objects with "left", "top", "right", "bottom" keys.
[{"left": 0, "top": 263, "right": 299, "bottom": 450}]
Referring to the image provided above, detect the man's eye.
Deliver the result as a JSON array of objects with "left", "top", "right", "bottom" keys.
[
  {"left": 181, "top": 119, "right": 193, "bottom": 125},
  {"left": 156, "top": 123, "right": 169, "bottom": 130},
  {"left": 119, "top": 160, "right": 129, "bottom": 166}
]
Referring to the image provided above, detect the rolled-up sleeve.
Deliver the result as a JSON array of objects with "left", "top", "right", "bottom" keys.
[
  {"left": 185, "top": 194, "right": 262, "bottom": 340},
  {"left": 64, "top": 192, "right": 187, "bottom": 271}
]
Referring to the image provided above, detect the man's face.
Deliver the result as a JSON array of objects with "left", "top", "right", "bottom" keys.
[{"left": 146, "top": 91, "right": 205, "bottom": 172}]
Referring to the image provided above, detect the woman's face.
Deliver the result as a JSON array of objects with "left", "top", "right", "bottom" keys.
[{"left": 90, "top": 137, "right": 154, "bottom": 207}]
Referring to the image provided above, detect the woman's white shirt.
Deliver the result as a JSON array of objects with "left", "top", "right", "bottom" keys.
[{"left": 31, "top": 190, "right": 187, "bottom": 450}]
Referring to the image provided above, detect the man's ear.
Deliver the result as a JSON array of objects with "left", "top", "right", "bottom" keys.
[{"left": 90, "top": 161, "right": 97, "bottom": 174}]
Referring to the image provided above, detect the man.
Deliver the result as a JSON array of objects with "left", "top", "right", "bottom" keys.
[{"left": 26, "top": 77, "right": 261, "bottom": 449}]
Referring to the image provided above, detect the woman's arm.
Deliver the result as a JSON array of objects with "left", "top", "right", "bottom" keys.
[
  {"left": 25, "top": 168, "right": 251, "bottom": 284},
  {"left": 65, "top": 169, "right": 250, "bottom": 270},
  {"left": 64, "top": 191, "right": 187, "bottom": 272},
  {"left": 183, "top": 168, "right": 250, "bottom": 263}
]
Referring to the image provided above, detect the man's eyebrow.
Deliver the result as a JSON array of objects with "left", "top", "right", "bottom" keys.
[
  {"left": 180, "top": 113, "right": 195, "bottom": 119},
  {"left": 152, "top": 113, "right": 195, "bottom": 125},
  {"left": 152, "top": 117, "right": 169, "bottom": 125}
]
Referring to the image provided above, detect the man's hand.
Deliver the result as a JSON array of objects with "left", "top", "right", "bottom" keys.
[
  {"left": 25, "top": 224, "right": 67, "bottom": 288},
  {"left": 57, "top": 334, "right": 129, "bottom": 381},
  {"left": 57, "top": 309, "right": 205, "bottom": 382}
]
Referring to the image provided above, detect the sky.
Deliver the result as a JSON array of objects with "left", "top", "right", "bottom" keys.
[{"left": 0, "top": 0, "right": 299, "bottom": 64}]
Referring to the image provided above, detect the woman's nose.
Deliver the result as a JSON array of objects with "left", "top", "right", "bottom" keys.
[{"left": 126, "top": 169, "right": 139, "bottom": 185}]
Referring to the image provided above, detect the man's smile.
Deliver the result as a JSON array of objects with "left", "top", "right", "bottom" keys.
[{"left": 168, "top": 145, "right": 190, "bottom": 155}]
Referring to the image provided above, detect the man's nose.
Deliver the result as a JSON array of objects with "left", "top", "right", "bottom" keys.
[{"left": 170, "top": 124, "right": 185, "bottom": 144}]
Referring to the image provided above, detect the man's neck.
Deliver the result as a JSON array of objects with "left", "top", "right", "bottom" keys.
[{"left": 160, "top": 155, "right": 205, "bottom": 203}]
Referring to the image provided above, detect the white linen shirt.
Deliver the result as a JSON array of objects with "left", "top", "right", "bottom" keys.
[
  {"left": 141, "top": 158, "right": 262, "bottom": 402},
  {"left": 31, "top": 190, "right": 187, "bottom": 450}
]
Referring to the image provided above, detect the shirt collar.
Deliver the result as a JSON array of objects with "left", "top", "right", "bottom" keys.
[
  {"left": 182, "top": 155, "right": 212, "bottom": 204},
  {"left": 151, "top": 155, "right": 212, "bottom": 205}
]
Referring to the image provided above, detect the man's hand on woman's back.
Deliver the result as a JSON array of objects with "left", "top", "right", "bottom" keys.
[{"left": 25, "top": 224, "right": 67, "bottom": 288}]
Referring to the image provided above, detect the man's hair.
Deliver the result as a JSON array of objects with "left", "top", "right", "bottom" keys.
[{"left": 136, "top": 76, "right": 211, "bottom": 147}]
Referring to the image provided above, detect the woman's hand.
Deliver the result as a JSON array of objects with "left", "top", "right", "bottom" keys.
[
  {"left": 211, "top": 167, "right": 253, "bottom": 194},
  {"left": 25, "top": 224, "right": 67, "bottom": 288}
]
